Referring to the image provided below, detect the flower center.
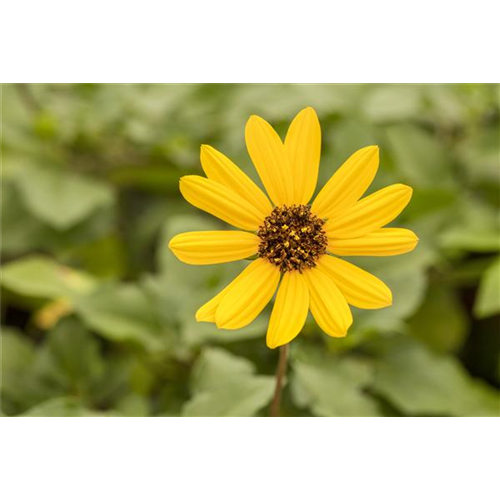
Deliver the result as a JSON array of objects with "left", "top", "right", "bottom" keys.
[{"left": 257, "top": 204, "right": 328, "bottom": 273}]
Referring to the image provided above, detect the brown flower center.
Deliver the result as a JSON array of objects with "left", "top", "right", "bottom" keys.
[{"left": 257, "top": 205, "right": 328, "bottom": 273}]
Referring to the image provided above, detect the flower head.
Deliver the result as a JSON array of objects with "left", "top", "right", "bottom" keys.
[{"left": 169, "top": 108, "right": 418, "bottom": 348}]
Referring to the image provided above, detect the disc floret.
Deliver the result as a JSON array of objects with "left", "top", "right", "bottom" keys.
[{"left": 257, "top": 205, "right": 327, "bottom": 273}]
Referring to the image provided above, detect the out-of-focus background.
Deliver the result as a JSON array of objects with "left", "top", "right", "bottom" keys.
[{"left": 1, "top": 83, "right": 499, "bottom": 417}]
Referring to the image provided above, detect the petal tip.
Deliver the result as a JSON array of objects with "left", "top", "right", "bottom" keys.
[
  {"left": 266, "top": 338, "right": 286, "bottom": 350},
  {"left": 325, "top": 328, "right": 349, "bottom": 339},
  {"left": 391, "top": 183, "right": 414, "bottom": 201},
  {"left": 195, "top": 311, "right": 214, "bottom": 323},
  {"left": 168, "top": 236, "right": 182, "bottom": 255},
  {"left": 215, "top": 319, "right": 234, "bottom": 330},
  {"left": 358, "top": 144, "right": 379, "bottom": 154},
  {"left": 200, "top": 144, "right": 213, "bottom": 153},
  {"left": 246, "top": 114, "right": 270, "bottom": 132},
  {"left": 247, "top": 114, "right": 261, "bottom": 124},
  {"left": 196, "top": 300, "right": 217, "bottom": 323},
  {"left": 399, "top": 183, "right": 413, "bottom": 192},
  {"left": 303, "top": 106, "right": 318, "bottom": 115},
  {"left": 214, "top": 309, "right": 227, "bottom": 329},
  {"left": 340, "top": 320, "right": 352, "bottom": 336},
  {"left": 266, "top": 339, "right": 278, "bottom": 350},
  {"left": 364, "top": 145, "right": 380, "bottom": 158}
]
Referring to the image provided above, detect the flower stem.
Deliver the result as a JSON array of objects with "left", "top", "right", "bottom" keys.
[{"left": 270, "top": 344, "right": 289, "bottom": 417}]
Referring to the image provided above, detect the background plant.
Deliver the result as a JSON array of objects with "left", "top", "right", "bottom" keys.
[{"left": 1, "top": 83, "right": 499, "bottom": 416}]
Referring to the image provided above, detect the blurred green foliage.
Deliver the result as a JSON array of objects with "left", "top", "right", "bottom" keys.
[{"left": 1, "top": 83, "right": 499, "bottom": 417}]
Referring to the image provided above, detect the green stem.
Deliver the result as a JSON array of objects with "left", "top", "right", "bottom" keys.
[{"left": 270, "top": 344, "right": 289, "bottom": 417}]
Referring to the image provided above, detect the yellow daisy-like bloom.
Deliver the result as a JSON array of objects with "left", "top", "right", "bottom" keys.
[{"left": 169, "top": 108, "right": 418, "bottom": 349}]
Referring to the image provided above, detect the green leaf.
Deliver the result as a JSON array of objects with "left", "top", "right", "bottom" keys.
[
  {"left": 11, "top": 162, "right": 115, "bottom": 229},
  {"left": 424, "top": 85, "right": 467, "bottom": 125},
  {"left": 364, "top": 85, "right": 423, "bottom": 123},
  {"left": 291, "top": 346, "right": 380, "bottom": 416},
  {"left": 1, "top": 180, "right": 48, "bottom": 255},
  {"left": 1, "top": 180, "right": 115, "bottom": 256},
  {"left": 182, "top": 347, "right": 274, "bottom": 416},
  {"left": 445, "top": 256, "right": 496, "bottom": 287},
  {"left": 441, "top": 231, "right": 500, "bottom": 253},
  {"left": 0, "top": 327, "right": 76, "bottom": 415},
  {"left": 1, "top": 255, "right": 97, "bottom": 300},
  {"left": 386, "top": 124, "right": 454, "bottom": 187},
  {"left": 403, "top": 187, "right": 457, "bottom": 219},
  {"left": 439, "top": 196, "right": 500, "bottom": 253},
  {"left": 408, "top": 285, "right": 468, "bottom": 353},
  {"left": 323, "top": 120, "right": 377, "bottom": 187},
  {"left": 115, "top": 394, "right": 150, "bottom": 417},
  {"left": 474, "top": 257, "right": 500, "bottom": 318},
  {"left": 0, "top": 328, "right": 37, "bottom": 412},
  {"left": 371, "top": 336, "right": 500, "bottom": 416},
  {"left": 39, "top": 317, "right": 105, "bottom": 394},
  {"left": 84, "top": 352, "right": 145, "bottom": 411},
  {"left": 183, "top": 378, "right": 275, "bottom": 417},
  {"left": 459, "top": 126, "right": 500, "bottom": 184},
  {"left": 189, "top": 347, "right": 255, "bottom": 393},
  {"left": 66, "top": 235, "right": 127, "bottom": 279},
  {"left": 107, "top": 165, "right": 181, "bottom": 193},
  {"left": 20, "top": 397, "right": 113, "bottom": 417},
  {"left": 74, "top": 283, "right": 166, "bottom": 351}
]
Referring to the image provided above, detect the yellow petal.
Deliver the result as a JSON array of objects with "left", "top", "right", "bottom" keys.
[
  {"left": 179, "top": 175, "right": 264, "bottom": 231},
  {"left": 169, "top": 231, "right": 260, "bottom": 265},
  {"left": 216, "top": 258, "right": 280, "bottom": 330},
  {"left": 303, "top": 266, "right": 352, "bottom": 337},
  {"left": 284, "top": 107, "right": 321, "bottom": 205},
  {"left": 323, "top": 184, "right": 413, "bottom": 240},
  {"left": 200, "top": 145, "right": 272, "bottom": 218},
  {"left": 196, "top": 263, "right": 252, "bottom": 323},
  {"left": 267, "top": 271, "right": 309, "bottom": 349},
  {"left": 329, "top": 228, "right": 419, "bottom": 256},
  {"left": 245, "top": 115, "right": 295, "bottom": 206},
  {"left": 196, "top": 294, "right": 220, "bottom": 323},
  {"left": 317, "top": 255, "right": 392, "bottom": 309},
  {"left": 312, "top": 146, "right": 379, "bottom": 219}
]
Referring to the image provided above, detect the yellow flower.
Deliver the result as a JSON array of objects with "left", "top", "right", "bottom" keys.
[{"left": 169, "top": 107, "right": 418, "bottom": 349}]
